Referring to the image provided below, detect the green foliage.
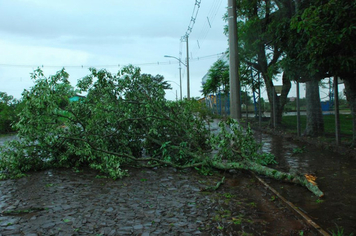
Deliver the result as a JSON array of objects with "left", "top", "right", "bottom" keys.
[
  {"left": 315, "top": 199, "right": 324, "bottom": 204},
  {"left": 195, "top": 165, "right": 215, "bottom": 176},
  {"left": 187, "top": 98, "right": 215, "bottom": 120},
  {"left": 209, "top": 118, "right": 276, "bottom": 165},
  {"left": 231, "top": 0, "right": 293, "bottom": 126},
  {"left": 331, "top": 226, "right": 354, "bottom": 236},
  {"left": 290, "top": 0, "right": 356, "bottom": 78},
  {"left": 292, "top": 147, "right": 306, "bottom": 155},
  {"left": 255, "top": 152, "right": 277, "bottom": 166},
  {"left": 0, "top": 66, "right": 278, "bottom": 180},
  {"left": 0, "top": 66, "right": 212, "bottom": 179},
  {"left": 240, "top": 90, "right": 252, "bottom": 106},
  {"left": 202, "top": 59, "right": 229, "bottom": 96},
  {"left": 0, "top": 92, "right": 22, "bottom": 134},
  {"left": 282, "top": 114, "right": 353, "bottom": 141}
]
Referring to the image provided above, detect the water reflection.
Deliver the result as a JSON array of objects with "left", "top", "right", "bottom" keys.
[{"left": 255, "top": 132, "right": 356, "bottom": 234}]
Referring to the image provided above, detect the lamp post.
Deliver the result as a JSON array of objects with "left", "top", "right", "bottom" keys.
[
  {"left": 164, "top": 55, "right": 188, "bottom": 100},
  {"left": 166, "top": 80, "right": 181, "bottom": 101}
]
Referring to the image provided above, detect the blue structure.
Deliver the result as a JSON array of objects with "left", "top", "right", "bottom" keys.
[
  {"left": 321, "top": 101, "right": 331, "bottom": 111},
  {"left": 69, "top": 95, "right": 85, "bottom": 102},
  {"left": 69, "top": 96, "right": 81, "bottom": 102},
  {"left": 204, "top": 93, "right": 230, "bottom": 116}
]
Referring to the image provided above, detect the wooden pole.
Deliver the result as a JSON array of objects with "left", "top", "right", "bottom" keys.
[{"left": 228, "top": 0, "right": 241, "bottom": 120}]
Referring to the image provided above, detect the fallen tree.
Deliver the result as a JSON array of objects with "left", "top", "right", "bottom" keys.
[{"left": 0, "top": 66, "right": 323, "bottom": 197}]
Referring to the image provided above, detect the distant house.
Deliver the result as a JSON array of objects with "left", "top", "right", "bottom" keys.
[{"left": 69, "top": 95, "right": 85, "bottom": 102}]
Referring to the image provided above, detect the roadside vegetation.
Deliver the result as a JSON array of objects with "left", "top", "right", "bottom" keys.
[
  {"left": 282, "top": 114, "right": 353, "bottom": 137},
  {"left": 0, "top": 67, "right": 323, "bottom": 197},
  {"left": 202, "top": 0, "right": 355, "bottom": 145},
  {"left": 0, "top": 92, "right": 23, "bottom": 134}
]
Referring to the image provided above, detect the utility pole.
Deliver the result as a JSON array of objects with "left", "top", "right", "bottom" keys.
[
  {"left": 164, "top": 55, "right": 184, "bottom": 100},
  {"left": 228, "top": 0, "right": 241, "bottom": 119},
  {"left": 186, "top": 35, "right": 190, "bottom": 100}
]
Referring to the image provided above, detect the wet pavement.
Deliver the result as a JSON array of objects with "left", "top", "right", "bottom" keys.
[
  {"left": 256, "top": 132, "right": 356, "bottom": 235},
  {"left": 0, "top": 166, "right": 313, "bottom": 236},
  {"left": 3, "top": 125, "right": 354, "bottom": 235}
]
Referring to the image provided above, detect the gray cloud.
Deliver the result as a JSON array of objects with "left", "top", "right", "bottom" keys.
[
  {"left": 0, "top": 0, "right": 230, "bottom": 100},
  {"left": 0, "top": 0, "right": 191, "bottom": 40}
]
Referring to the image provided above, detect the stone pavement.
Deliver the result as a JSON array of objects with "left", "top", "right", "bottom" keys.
[{"left": 0, "top": 167, "right": 314, "bottom": 235}]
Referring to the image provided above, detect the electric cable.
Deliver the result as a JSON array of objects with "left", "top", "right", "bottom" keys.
[
  {"left": 0, "top": 52, "right": 225, "bottom": 69},
  {"left": 191, "top": 0, "right": 224, "bottom": 56}
]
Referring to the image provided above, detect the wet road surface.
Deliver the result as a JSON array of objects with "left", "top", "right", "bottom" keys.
[
  {"left": 0, "top": 166, "right": 313, "bottom": 235},
  {"left": 256, "top": 132, "right": 356, "bottom": 235},
  {"left": 3, "top": 129, "right": 351, "bottom": 235}
]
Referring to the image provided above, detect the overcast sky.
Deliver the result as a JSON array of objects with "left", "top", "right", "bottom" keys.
[{"left": 0, "top": 0, "right": 230, "bottom": 100}]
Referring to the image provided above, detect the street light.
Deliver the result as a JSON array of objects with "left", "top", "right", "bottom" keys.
[{"left": 164, "top": 55, "right": 189, "bottom": 100}]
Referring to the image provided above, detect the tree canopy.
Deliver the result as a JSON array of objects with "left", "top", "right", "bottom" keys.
[
  {"left": 0, "top": 92, "right": 21, "bottom": 133},
  {"left": 202, "top": 58, "right": 230, "bottom": 96},
  {"left": 289, "top": 0, "right": 356, "bottom": 79}
]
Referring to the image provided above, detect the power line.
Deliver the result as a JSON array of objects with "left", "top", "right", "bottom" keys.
[
  {"left": 182, "top": 0, "right": 202, "bottom": 39},
  {"left": 0, "top": 52, "right": 225, "bottom": 69},
  {"left": 191, "top": 0, "right": 224, "bottom": 55}
]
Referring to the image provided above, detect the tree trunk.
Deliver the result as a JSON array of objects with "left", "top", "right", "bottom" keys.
[
  {"left": 276, "top": 73, "right": 292, "bottom": 124},
  {"left": 304, "top": 79, "right": 324, "bottom": 136},
  {"left": 263, "top": 74, "right": 291, "bottom": 126},
  {"left": 343, "top": 78, "right": 356, "bottom": 146},
  {"left": 212, "top": 160, "right": 324, "bottom": 197}
]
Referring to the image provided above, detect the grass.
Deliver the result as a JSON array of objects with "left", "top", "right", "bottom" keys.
[
  {"left": 280, "top": 114, "right": 353, "bottom": 145},
  {"left": 281, "top": 114, "right": 353, "bottom": 136},
  {"left": 244, "top": 112, "right": 353, "bottom": 147}
]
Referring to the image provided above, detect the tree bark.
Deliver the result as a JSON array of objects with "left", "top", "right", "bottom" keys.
[
  {"left": 263, "top": 73, "right": 291, "bottom": 126},
  {"left": 343, "top": 78, "right": 356, "bottom": 146},
  {"left": 304, "top": 79, "right": 324, "bottom": 136},
  {"left": 212, "top": 160, "right": 324, "bottom": 197},
  {"left": 243, "top": 4, "right": 291, "bottom": 127},
  {"left": 276, "top": 73, "right": 292, "bottom": 124}
]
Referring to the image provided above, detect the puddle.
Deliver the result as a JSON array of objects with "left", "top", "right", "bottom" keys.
[{"left": 255, "top": 132, "right": 356, "bottom": 235}]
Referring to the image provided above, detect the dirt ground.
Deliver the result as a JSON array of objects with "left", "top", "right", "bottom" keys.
[{"left": 0, "top": 167, "right": 317, "bottom": 236}]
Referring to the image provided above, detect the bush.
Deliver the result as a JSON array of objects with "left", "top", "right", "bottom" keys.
[
  {"left": 0, "top": 67, "right": 212, "bottom": 179},
  {"left": 0, "top": 66, "right": 275, "bottom": 180},
  {"left": 0, "top": 92, "right": 21, "bottom": 134}
]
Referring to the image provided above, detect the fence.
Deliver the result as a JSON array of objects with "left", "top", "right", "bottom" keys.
[{"left": 204, "top": 93, "right": 230, "bottom": 116}]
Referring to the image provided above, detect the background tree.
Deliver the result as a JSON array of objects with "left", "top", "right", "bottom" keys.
[
  {"left": 202, "top": 58, "right": 229, "bottom": 97},
  {"left": 230, "top": 0, "right": 292, "bottom": 126},
  {"left": 0, "top": 92, "right": 21, "bottom": 134},
  {"left": 276, "top": 0, "right": 333, "bottom": 136},
  {"left": 288, "top": 0, "right": 356, "bottom": 141}
]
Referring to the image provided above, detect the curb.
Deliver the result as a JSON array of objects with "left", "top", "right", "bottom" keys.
[{"left": 251, "top": 172, "right": 330, "bottom": 236}]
